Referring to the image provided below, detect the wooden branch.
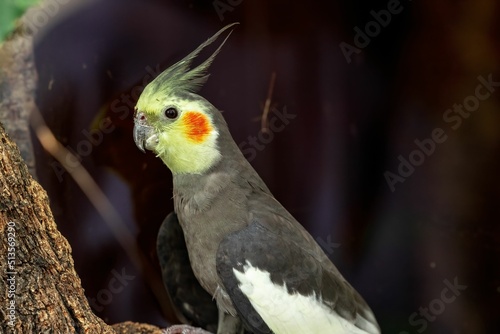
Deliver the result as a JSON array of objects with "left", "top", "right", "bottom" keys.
[
  {"left": 0, "top": 4, "right": 160, "bottom": 332},
  {"left": 0, "top": 123, "right": 116, "bottom": 332},
  {"left": 0, "top": 4, "right": 216, "bottom": 333}
]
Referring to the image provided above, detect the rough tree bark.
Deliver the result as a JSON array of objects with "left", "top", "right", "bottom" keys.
[
  {"left": 0, "top": 35, "right": 210, "bottom": 334},
  {"left": 0, "top": 3, "right": 161, "bottom": 333},
  {"left": 0, "top": 2, "right": 227, "bottom": 332},
  {"left": 0, "top": 123, "right": 165, "bottom": 333}
]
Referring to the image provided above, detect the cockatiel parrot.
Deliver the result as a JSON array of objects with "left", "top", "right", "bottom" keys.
[{"left": 133, "top": 23, "right": 380, "bottom": 334}]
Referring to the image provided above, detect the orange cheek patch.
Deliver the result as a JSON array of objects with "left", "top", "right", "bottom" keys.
[{"left": 181, "top": 111, "right": 212, "bottom": 143}]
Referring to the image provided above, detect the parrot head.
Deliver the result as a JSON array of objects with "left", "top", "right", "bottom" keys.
[{"left": 133, "top": 23, "right": 238, "bottom": 174}]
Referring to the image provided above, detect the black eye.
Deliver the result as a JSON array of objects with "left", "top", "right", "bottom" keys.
[{"left": 165, "top": 107, "right": 178, "bottom": 119}]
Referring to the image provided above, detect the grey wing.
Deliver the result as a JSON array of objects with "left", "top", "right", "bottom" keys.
[
  {"left": 216, "top": 220, "right": 380, "bottom": 334},
  {"left": 157, "top": 212, "right": 218, "bottom": 332}
]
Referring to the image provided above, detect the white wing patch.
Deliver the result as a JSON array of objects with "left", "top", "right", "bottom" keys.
[{"left": 233, "top": 262, "right": 376, "bottom": 334}]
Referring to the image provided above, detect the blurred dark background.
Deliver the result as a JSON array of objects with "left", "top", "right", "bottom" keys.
[{"left": 29, "top": 0, "right": 499, "bottom": 332}]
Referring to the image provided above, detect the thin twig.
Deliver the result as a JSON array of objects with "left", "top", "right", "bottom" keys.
[
  {"left": 261, "top": 71, "right": 277, "bottom": 133},
  {"left": 30, "top": 109, "right": 172, "bottom": 317}
]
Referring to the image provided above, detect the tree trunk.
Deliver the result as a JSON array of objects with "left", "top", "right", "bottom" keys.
[
  {"left": 0, "top": 124, "right": 84, "bottom": 331},
  {"left": 0, "top": 119, "right": 167, "bottom": 333},
  {"left": 0, "top": 5, "right": 160, "bottom": 333},
  {"left": 2, "top": 106, "right": 170, "bottom": 334}
]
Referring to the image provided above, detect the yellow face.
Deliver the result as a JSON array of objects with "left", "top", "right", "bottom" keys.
[
  {"left": 134, "top": 98, "right": 222, "bottom": 175},
  {"left": 132, "top": 23, "right": 239, "bottom": 174}
]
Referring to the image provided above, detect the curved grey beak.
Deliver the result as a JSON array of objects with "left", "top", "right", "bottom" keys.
[
  {"left": 133, "top": 112, "right": 156, "bottom": 153},
  {"left": 133, "top": 123, "right": 148, "bottom": 153}
]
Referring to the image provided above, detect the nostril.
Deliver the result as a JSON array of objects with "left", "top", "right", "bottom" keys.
[{"left": 136, "top": 112, "right": 146, "bottom": 121}]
